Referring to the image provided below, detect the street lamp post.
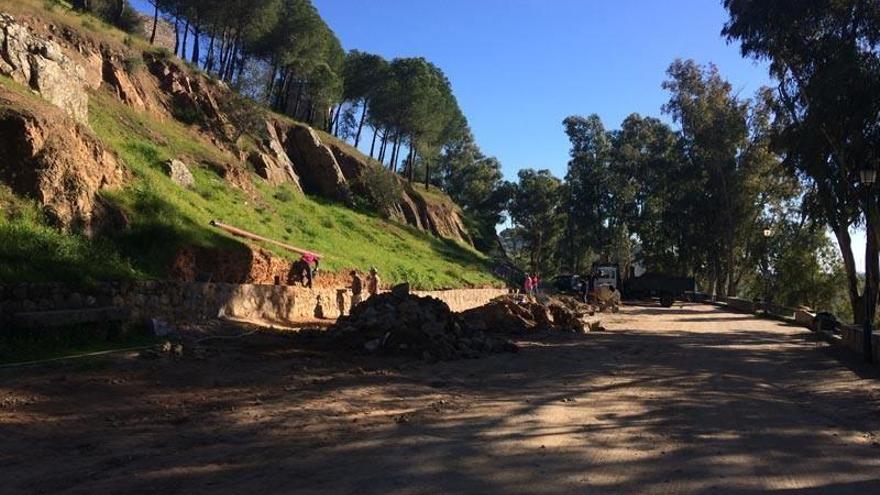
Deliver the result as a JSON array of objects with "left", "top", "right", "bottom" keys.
[
  {"left": 860, "top": 167, "right": 876, "bottom": 363},
  {"left": 763, "top": 228, "right": 772, "bottom": 315}
]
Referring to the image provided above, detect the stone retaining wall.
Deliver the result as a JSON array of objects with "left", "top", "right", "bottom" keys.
[{"left": 0, "top": 282, "right": 508, "bottom": 329}]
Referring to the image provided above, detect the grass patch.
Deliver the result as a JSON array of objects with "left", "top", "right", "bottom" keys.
[{"left": 0, "top": 186, "right": 140, "bottom": 284}]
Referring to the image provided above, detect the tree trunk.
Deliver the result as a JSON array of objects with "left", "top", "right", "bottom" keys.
[
  {"left": 217, "top": 29, "right": 229, "bottom": 75},
  {"left": 205, "top": 31, "right": 216, "bottom": 71},
  {"left": 277, "top": 70, "right": 291, "bottom": 112},
  {"left": 404, "top": 146, "right": 414, "bottom": 181},
  {"left": 191, "top": 23, "right": 201, "bottom": 66},
  {"left": 407, "top": 141, "right": 415, "bottom": 182},
  {"left": 832, "top": 225, "right": 864, "bottom": 323},
  {"left": 725, "top": 240, "right": 737, "bottom": 297},
  {"left": 292, "top": 82, "right": 304, "bottom": 119},
  {"left": 265, "top": 61, "right": 278, "bottom": 104},
  {"left": 378, "top": 130, "right": 389, "bottom": 163},
  {"left": 424, "top": 158, "right": 430, "bottom": 190},
  {"left": 369, "top": 127, "right": 378, "bottom": 158},
  {"left": 234, "top": 50, "right": 247, "bottom": 86},
  {"left": 354, "top": 100, "right": 368, "bottom": 147},
  {"left": 181, "top": 18, "right": 189, "bottom": 60},
  {"left": 221, "top": 36, "right": 237, "bottom": 82},
  {"left": 866, "top": 214, "right": 879, "bottom": 327},
  {"left": 389, "top": 135, "right": 400, "bottom": 170},
  {"left": 333, "top": 104, "right": 343, "bottom": 136},
  {"left": 173, "top": 15, "right": 180, "bottom": 56},
  {"left": 149, "top": 2, "right": 159, "bottom": 44}
]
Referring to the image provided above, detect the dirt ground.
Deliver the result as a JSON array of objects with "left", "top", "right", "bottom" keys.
[{"left": 3, "top": 303, "right": 880, "bottom": 494}]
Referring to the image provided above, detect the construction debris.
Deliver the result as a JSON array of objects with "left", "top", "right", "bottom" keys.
[
  {"left": 460, "top": 294, "right": 592, "bottom": 334},
  {"left": 329, "top": 284, "right": 517, "bottom": 360}
]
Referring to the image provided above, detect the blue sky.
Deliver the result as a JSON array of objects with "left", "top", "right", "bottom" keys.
[{"left": 312, "top": 0, "right": 772, "bottom": 180}]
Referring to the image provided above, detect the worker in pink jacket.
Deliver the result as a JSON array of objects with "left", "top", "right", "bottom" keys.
[{"left": 299, "top": 252, "right": 320, "bottom": 289}]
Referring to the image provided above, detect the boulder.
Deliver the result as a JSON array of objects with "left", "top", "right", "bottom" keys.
[
  {"left": 274, "top": 121, "right": 352, "bottom": 205},
  {"left": 0, "top": 88, "right": 125, "bottom": 233},
  {"left": 251, "top": 121, "right": 304, "bottom": 192},
  {"left": 0, "top": 14, "right": 89, "bottom": 124},
  {"left": 165, "top": 159, "right": 195, "bottom": 188}
]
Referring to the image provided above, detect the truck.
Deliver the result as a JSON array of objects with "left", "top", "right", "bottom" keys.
[
  {"left": 591, "top": 262, "right": 695, "bottom": 308},
  {"left": 622, "top": 272, "right": 696, "bottom": 307}
]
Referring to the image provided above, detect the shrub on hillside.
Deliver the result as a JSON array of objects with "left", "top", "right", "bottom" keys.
[
  {"left": 122, "top": 53, "right": 144, "bottom": 73},
  {"left": 352, "top": 165, "right": 403, "bottom": 216},
  {"left": 219, "top": 92, "right": 268, "bottom": 144}
]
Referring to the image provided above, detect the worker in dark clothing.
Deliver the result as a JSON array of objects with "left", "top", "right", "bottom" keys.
[
  {"left": 349, "top": 270, "right": 364, "bottom": 314},
  {"left": 296, "top": 252, "right": 320, "bottom": 289}
]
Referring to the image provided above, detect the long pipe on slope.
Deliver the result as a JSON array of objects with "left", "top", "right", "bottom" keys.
[{"left": 209, "top": 220, "right": 321, "bottom": 258}]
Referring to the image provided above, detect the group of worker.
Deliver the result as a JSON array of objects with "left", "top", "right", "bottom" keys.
[
  {"left": 295, "top": 252, "right": 381, "bottom": 314},
  {"left": 522, "top": 273, "right": 541, "bottom": 297},
  {"left": 347, "top": 267, "right": 381, "bottom": 308}
]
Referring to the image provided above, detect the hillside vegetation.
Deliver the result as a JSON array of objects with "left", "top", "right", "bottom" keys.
[{"left": 0, "top": 2, "right": 501, "bottom": 290}]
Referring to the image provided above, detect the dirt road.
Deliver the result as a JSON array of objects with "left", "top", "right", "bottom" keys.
[{"left": 2, "top": 304, "right": 880, "bottom": 494}]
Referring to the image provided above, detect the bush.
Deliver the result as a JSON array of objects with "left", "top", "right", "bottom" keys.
[
  {"left": 152, "top": 46, "right": 172, "bottom": 60},
  {"left": 352, "top": 165, "right": 403, "bottom": 215},
  {"left": 219, "top": 92, "right": 268, "bottom": 143},
  {"left": 122, "top": 53, "right": 144, "bottom": 73},
  {"left": 274, "top": 189, "right": 295, "bottom": 203}
]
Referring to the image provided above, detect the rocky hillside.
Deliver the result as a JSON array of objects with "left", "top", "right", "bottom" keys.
[{"left": 0, "top": 2, "right": 498, "bottom": 289}]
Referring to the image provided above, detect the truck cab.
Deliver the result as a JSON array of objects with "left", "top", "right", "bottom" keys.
[{"left": 591, "top": 263, "right": 620, "bottom": 289}]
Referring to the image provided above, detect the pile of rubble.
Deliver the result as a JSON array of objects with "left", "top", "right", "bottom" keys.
[
  {"left": 329, "top": 284, "right": 517, "bottom": 360},
  {"left": 460, "top": 294, "right": 593, "bottom": 334}
]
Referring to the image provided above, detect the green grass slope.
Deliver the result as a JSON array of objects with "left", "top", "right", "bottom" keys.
[{"left": 0, "top": 72, "right": 500, "bottom": 289}]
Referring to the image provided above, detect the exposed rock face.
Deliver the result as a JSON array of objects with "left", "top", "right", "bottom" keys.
[
  {"left": 274, "top": 121, "right": 352, "bottom": 204},
  {"left": 0, "top": 88, "right": 125, "bottom": 233},
  {"left": 165, "top": 159, "right": 195, "bottom": 188},
  {"left": 403, "top": 182, "right": 473, "bottom": 245},
  {"left": 0, "top": 14, "right": 89, "bottom": 124},
  {"left": 247, "top": 122, "right": 304, "bottom": 191},
  {"left": 102, "top": 57, "right": 145, "bottom": 111},
  {"left": 324, "top": 139, "right": 473, "bottom": 245},
  {"left": 145, "top": 52, "right": 233, "bottom": 140}
]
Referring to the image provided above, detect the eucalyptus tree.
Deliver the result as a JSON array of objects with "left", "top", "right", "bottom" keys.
[
  {"left": 509, "top": 169, "right": 565, "bottom": 274},
  {"left": 561, "top": 114, "right": 613, "bottom": 272},
  {"left": 723, "top": 0, "right": 880, "bottom": 322}
]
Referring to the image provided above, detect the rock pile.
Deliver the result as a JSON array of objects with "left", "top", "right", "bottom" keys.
[
  {"left": 460, "top": 295, "right": 589, "bottom": 334},
  {"left": 329, "top": 284, "right": 517, "bottom": 360}
]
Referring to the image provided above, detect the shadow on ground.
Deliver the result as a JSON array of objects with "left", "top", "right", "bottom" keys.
[{"left": 2, "top": 305, "right": 880, "bottom": 494}]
